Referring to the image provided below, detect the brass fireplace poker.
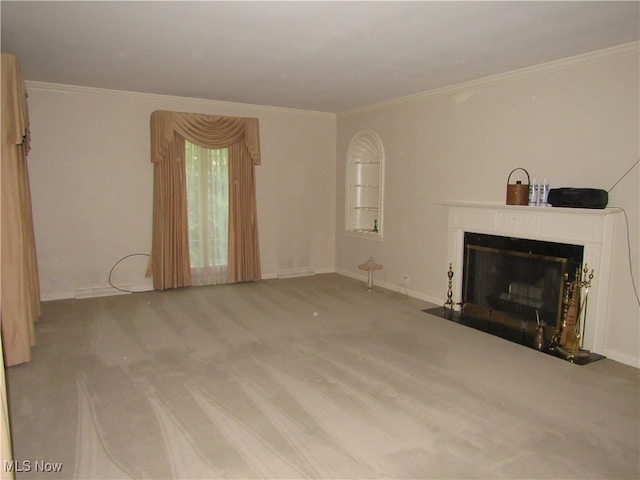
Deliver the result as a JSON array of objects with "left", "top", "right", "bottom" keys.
[{"left": 578, "top": 266, "right": 594, "bottom": 346}]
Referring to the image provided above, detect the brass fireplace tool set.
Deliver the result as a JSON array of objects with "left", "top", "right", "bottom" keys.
[
  {"left": 549, "top": 264, "right": 596, "bottom": 362},
  {"left": 441, "top": 262, "right": 600, "bottom": 363}
]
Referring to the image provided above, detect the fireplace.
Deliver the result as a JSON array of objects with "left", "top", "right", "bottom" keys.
[
  {"left": 438, "top": 201, "right": 619, "bottom": 357},
  {"left": 461, "top": 233, "right": 583, "bottom": 347}
]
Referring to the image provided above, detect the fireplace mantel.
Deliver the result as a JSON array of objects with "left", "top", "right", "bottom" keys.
[{"left": 439, "top": 201, "right": 620, "bottom": 355}]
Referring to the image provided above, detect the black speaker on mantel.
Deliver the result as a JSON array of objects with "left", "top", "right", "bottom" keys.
[{"left": 548, "top": 188, "right": 608, "bottom": 209}]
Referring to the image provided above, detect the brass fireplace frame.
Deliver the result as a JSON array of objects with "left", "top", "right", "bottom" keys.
[{"left": 462, "top": 243, "right": 575, "bottom": 342}]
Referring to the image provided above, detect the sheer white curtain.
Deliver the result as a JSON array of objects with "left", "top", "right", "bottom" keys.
[{"left": 186, "top": 141, "right": 229, "bottom": 286}]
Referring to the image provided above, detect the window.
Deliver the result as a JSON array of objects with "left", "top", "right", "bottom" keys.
[
  {"left": 345, "top": 130, "right": 384, "bottom": 238},
  {"left": 149, "top": 110, "right": 261, "bottom": 291},
  {"left": 185, "top": 141, "right": 229, "bottom": 285}
]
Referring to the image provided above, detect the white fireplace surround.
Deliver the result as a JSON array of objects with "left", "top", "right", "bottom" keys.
[{"left": 440, "top": 201, "right": 619, "bottom": 356}]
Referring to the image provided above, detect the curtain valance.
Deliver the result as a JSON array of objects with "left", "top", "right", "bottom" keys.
[
  {"left": 150, "top": 110, "right": 260, "bottom": 165},
  {"left": 1, "top": 53, "right": 30, "bottom": 152},
  {"left": 148, "top": 109, "right": 261, "bottom": 291}
]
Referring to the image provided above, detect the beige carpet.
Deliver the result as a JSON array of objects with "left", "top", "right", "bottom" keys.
[{"left": 5, "top": 273, "right": 639, "bottom": 479}]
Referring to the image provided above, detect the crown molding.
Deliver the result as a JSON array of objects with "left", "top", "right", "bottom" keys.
[
  {"left": 23, "top": 41, "right": 638, "bottom": 119},
  {"left": 24, "top": 81, "right": 337, "bottom": 119},
  {"left": 338, "top": 42, "right": 640, "bottom": 118}
]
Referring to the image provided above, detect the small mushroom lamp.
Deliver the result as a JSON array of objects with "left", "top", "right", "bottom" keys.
[{"left": 358, "top": 257, "right": 383, "bottom": 290}]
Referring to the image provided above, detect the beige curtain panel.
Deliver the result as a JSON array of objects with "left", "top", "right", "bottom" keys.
[
  {"left": 1, "top": 53, "right": 41, "bottom": 366},
  {"left": 149, "top": 110, "right": 261, "bottom": 291}
]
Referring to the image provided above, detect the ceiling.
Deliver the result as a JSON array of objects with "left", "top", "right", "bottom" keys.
[{"left": 2, "top": 1, "right": 638, "bottom": 113}]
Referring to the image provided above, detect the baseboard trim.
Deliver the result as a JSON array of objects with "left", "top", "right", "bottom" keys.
[
  {"left": 335, "top": 268, "right": 442, "bottom": 305},
  {"left": 75, "top": 286, "right": 132, "bottom": 299},
  {"left": 602, "top": 349, "right": 640, "bottom": 369},
  {"left": 41, "top": 283, "right": 153, "bottom": 302},
  {"left": 263, "top": 267, "right": 335, "bottom": 281},
  {"left": 276, "top": 269, "right": 316, "bottom": 279},
  {"left": 41, "top": 292, "right": 76, "bottom": 302}
]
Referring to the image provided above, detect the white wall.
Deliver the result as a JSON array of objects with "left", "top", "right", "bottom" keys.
[
  {"left": 26, "top": 85, "right": 336, "bottom": 299},
  {"left": 336, "top": 45, "right": 639, "bottom": 366}
]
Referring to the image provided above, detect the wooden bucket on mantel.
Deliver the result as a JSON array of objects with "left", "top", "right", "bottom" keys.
[{"left": 506, "top": 168, "right": 530, "bottom": 205}]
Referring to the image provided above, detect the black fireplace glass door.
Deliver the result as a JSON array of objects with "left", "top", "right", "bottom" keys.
[
  {"left": 462, "top": 233, "right": 584, "bottom": 336},
  {"left": 464, "top": 245, "right": 570, "bottom": 327}
]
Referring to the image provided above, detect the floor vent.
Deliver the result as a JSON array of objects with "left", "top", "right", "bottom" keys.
[
  {"left": 276, "top": 269, "right": 315, "bottom": 279},
  {"left": 74, "top": 286, "right": 131, "bottom": 299}
]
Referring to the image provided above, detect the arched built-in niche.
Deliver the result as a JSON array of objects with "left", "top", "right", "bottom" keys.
[{"left": 345, "top": 130, "right": 384, "bottom": 239}]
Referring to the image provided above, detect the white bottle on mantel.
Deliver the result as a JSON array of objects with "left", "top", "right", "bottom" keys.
[
  {"left": 539, "top": 178, "right": 550, "bottom": 206},
  {"left": 528, "top": 178, "right": 538, "bottom": 206}
]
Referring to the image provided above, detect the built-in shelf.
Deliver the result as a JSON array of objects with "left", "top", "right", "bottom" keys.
[{"left": 346, "top": 131, "right": 385, "bottom": 239}]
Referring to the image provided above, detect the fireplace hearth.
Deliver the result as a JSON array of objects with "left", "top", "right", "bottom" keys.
[{"left": 425, "top": 233, "right": 606, "bottom": 363}]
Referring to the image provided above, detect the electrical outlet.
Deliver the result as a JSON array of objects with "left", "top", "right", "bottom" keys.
[
  {"left": 50, "top": 278, "right": 57, "bottom": 289},
  {"left": 402, "top": 275, "right": 410, "bottom": 286}
]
